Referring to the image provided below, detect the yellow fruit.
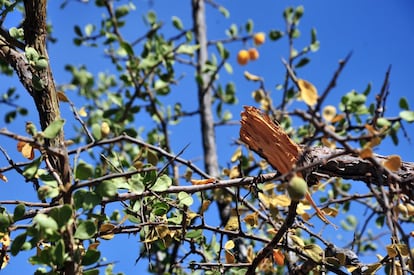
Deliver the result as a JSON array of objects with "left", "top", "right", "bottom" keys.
[
  {"left": 254, "top": 32, "right": 266, "bottom": 46},
  {"left": 287, "top": 176, "right": 308, "bottom": 201},
  {"left": 101, "top": 121, "right": 110, "bottom": 137},
  {"left": 248, "top": 48, "right": 259, "bottom": 60},
  {"left": 237, "top": 50, "right": 250, "bottom": 65}
]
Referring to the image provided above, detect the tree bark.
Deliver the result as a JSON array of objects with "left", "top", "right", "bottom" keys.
[{"left": 192, "top": 0, "right": 219, "bottom": 178}]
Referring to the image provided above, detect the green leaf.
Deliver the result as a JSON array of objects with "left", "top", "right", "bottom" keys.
[
  {"left": 185, "top": 229, "right": 203, "bottom": 240},
  {"left": 219, "top": 6, "right": 230, "bottom": 18},
  {"left": 172, "top": 16, "right": 183, "bottom": 30},
  {"left": 74, "top": 190, "right": 101, "bottom": 211},
  {"left": 178, "top": 192, "right": 193, "bottom": 206},
  {"left": 49, "top": 204, "right": 73, "bottom": 229},
  {"left": 96, "top": 180, "right": 118, "bottom": 198},
  {"left": 153, "top": 201, "right": 169, "bottom": 216},
  {"left": 146, "top": 10, "right": 157, "bottom": 25},
  {"left": 269, "top": 30, "right": 283, "bottom": 41},
  {"left": 23, "top": 157, "right": 42, "bottom": 179},
  {"left": 11, "top": 233, "right": 27, "bottom": 256},
  {"left": 25, "top": 46, "right": 39, "bottom": 61},
  {"left": 115, "top": 5, "right": 130, "bottom": 18},
  {"left": 33, "top": 213, "right": 59, "bottom": 236},
  {"left": 176, "top": 44, "right": 200, "bottom": 55},
  {"left": 84, "top": 24, "right": 95, "bottom": 36},
  {"left": 120, "top": 41, "right": 134, "bottom": 56},
  {"left": 399, "top": 110, "right": 414, "bottom": 123},
  {"left": 74, "top": 220, "right": 97, "bottom": 240},
  {"left": 75, "top": 161, "right": 94, "bottom": 180},
  {"left": 84, "top": 269, "right": 99, "bottom": 275},
  {"left": 37, "top": 185, "right": 60, "bottom": 200},
  {"left": 91, "top": 123, "right": 102, "bottom": 140},
  {"left": 13, "top": 204, "right": 25, "bottom": 221},
  {"left": 311, "top": 28, "right": 317, "bottom": 44},
  {"left": 150, "top": 174, "right": 172, "bottom": 192},
  {"left": 245, "top": 19, "right": 254, "bottom": 33},
  {"left": 42, "top": 119, "right": 65, "bottom": 139},
  {"left": 399, "top": 97, "right": 410, "bottom": 110},
  {"left": 82, "top": 249, "right": 101, "bottom": 266},
  {"left": 295, "top": 57, "right": 310, "bottom": 68}
]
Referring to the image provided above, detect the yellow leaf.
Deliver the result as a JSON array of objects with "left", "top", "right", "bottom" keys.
[
  {"left": 395, "top": 243, "right": 409, "bottom": 256},
  {"left": 365, "top": 136, "right": 382, "bottom": 148},
  {"left": 321, "top": 137, "right": 336, "bottom": 149},
  {"left": 0, "top": 233, "right": 10, "bottom": 246},
  {"left": 386, "top": 244, "right": 398, "bottom": 258},
  {"left": 359, "top": 147, "right": 373, "bottom": 159},
  {"left": 224, "top": 240, "right": 235, "bottom": 250},
  {"left": 229, "top": 166, "right": 240, "bottom": 179},
  {"left": 243, "top": 212, "right": 259, "bottom": 227},
  {"left": 258, "top": 160, "right": 268, "bottom": 170},
  {"left": 331, "top": 113, "right": 345, "bottom": 123},
  {"left": 225, "top": 250, "right": 235, "bottom": 263},
  {"left": 258, "top": 192, "right": 270, "bottom": 208},
  {"left": 247, "top": 245, "right": 254, "bottom": 263},
  {"left": 21, "top": 142, "right": 34, "bottom": 160},
  {"left": 101, "top": 121, "right": 110, "bottom": 137},
  {"left": 290, "top": 234, "right": 305, "bottom": 248},
  {"left": 365, "top": 124, "right": 378, "bottom": 135},
  {"left": 296, "top": 202, "right": 311, "bottom": 215},
  {"left": 200, "top": 200, "right": 211, "bottom": 214},
  {"left": 383, "top": 155, "right": 401, "bottom": 172},
  {"left": 57, "top": 91, "right": 69, "bottom": 102},
  {"left": 322, "top": 105, "right": 336, "bottom": 122},
  {"left": 88, "top": 242, "right": 100, "bottom": 250},
  {"left": 244, "top": 70, "right": 262, "bottom": 81},
  {"left": 99, "top": 223, "right": 116, "bottom": 240},
  {"left": 224, "top": 215, "right": 239, "bottom": 231},
  {"left": 271, "top": 195, "right": 291, "bottom": 207},
  {"left": 364, "top": 263, "right": 382, "bottom": 274},
  {"left": 298, "top": 79, "right": 318, "bottom": 106},
  {"left": 231, "top": 147, "right": 242, "bottom": 162},
  {"left": 322, "top": 207, "right": 339, "bottom": 217},
  {"left": 272, "top": 249, "right": 285, "bottom": 266},
  {"left": 0, "top": 173, "right": 7, "bottom": 182},
  {"left": 78, "top": 106, "right": 87, "bottom": 117},
  {"left": 303, "top": 244, "right": 323, "bottom": 263},
  {"left": 190, "top": 178, "right": 215, "bottom": 185}
]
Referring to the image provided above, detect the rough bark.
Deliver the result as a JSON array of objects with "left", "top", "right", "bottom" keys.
[{"left": 192, "top": 0, "right": 219, "bottom": 178}]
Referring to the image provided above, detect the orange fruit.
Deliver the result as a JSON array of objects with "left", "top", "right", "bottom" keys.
[
  {"left": 237, "top": 49, "right": 250, "bottom": 65},
  {"left": 253, "top": 32, "right": 266, "bottom": 45},
  {"left": 248, "top": 48, "right": 259, "bottom": 60}
]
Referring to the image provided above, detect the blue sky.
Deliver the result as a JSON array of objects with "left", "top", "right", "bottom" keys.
[{"left": 1, "top": 1, "right": 414, "bottom": 274}]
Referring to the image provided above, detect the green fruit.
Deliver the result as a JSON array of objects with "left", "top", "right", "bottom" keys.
[{"left": 287, "top": 176, "right": 308, "bottom": 201}]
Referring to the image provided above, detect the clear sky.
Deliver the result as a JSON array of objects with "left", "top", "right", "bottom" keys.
[{"left": 1, "top": 1, "right": 414, "bottom": 274}]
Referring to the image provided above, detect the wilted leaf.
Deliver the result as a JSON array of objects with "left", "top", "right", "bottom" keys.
[
  {"left": 386, "top": 244, "right": 398, "bottom": 258},
  {"left": 231, "top": 147, "right": 242, "bottom": 162},
  {"left": 190, "top": 178, "right": 215, "bottom": 185},
  {"left": 359, "top": 147, "right": 373, "bottom": 159},
  {"left": 244, "top": 71, "right": 262, "bottom": 81},
  {"left": 225, "top": 240, "right": 235, "bottom": 250},
  {"left": 78, "top": 107, "right": 87, "bottom": 117},
  {"left": 303, "top": 244, "right": 323, "bottom": 263},
  {"left": 243, "top": 212, "right": 259, "bottom": 227},
  {"left": 298, "top": 79, "right": 318, "bottom": 106},
  {"left": 322, "top": 207, "right": 339, "bottom": 217},
  {"left": 42, "top": 119, "right": 65, "bottom": 139},
  {"left": 57, "top": 91, "right": 69, "bottom": 102},
  {"left": 225, "top": 250, "right": 235, "bottom": 263},
  {"left": 99, "top": 223, "right": 116, "bottom": 240},
  {"left": 272, "top": 249, "right": 285, "bottom": 266},
  {"left": 383, "top": 155, "right": 401, "bottom": 172},
  {"left": 322, "top": 105, "right": 336, "bottom": 122},
  {"left": 0, "top": 173, "right": 8, "bottom": 182}
]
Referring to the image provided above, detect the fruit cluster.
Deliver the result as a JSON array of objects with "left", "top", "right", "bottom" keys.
[{"left": 237, "top": 32, "right": 265, "bottom": 66}]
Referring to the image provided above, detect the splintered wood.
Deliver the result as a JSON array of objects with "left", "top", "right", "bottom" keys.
[
  {"left": 240, "top": 106, "right": 302, "bottom": 174},
  {"left": 240, "top": 106, "right": 332, "bottom": 225}
]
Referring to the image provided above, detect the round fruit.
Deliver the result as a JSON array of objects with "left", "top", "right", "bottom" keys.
[
  {"left": 248, "top": 48, "right": 259, "bottom": 60},
  {"left": 287, "top": 176, "right": 308, "bottom": 201},
  {"left": 253, "top": 32, "right": 266, "bottom": 46},
  {"left": 101, "top": 121, "right": 110, "bottom": 137},
  {"left": 237, "top": 49, "right": 250, "bottom": 65}
]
